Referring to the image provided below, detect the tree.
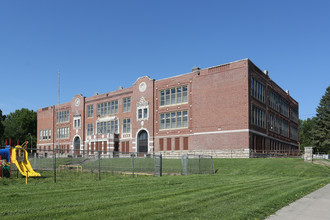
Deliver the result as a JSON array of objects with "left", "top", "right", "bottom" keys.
[
  {"left": 299, "top": 117, "right": 317, "bottom": 149},
  {"left": 1, "top": 108, "right": 37, "bottom": 148},
  {"left": 313, "top": 86, "right": 330, "bottom": 153},
  {"left": 0, "top": 109, "right": 4, "bottom": 142}
]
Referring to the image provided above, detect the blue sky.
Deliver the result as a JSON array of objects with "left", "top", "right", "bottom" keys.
[{"left": 0, "top": 0, "right": 329, "bottom": 119}]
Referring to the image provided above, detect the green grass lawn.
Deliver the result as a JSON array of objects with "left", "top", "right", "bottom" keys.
[{"left": 1, "top": 158, "right": 330, "bottom": 219}]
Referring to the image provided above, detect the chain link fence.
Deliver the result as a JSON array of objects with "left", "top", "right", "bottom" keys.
[{"left": 8, "top": 148, "right": 214, "bottom": 182}]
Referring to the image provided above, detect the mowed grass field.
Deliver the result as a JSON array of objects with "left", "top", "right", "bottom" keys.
[{"left": 1, "top": 158, "right": 330, "bottom": 219}]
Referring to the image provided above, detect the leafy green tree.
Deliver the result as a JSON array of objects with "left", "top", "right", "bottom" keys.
[
  {"left": 0, "top": 109, "right": 4, "bottom": 144},
  {"left": 2, "top": 108, "right": 37, "bottom": 148},
  {"left": 299, "top": 117, "right": 317, "bottom": 149},
  {"left": 313, "top": 86, "right": 330, "bottom": 153}
]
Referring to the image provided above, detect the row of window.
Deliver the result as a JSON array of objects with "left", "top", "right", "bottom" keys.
[
  {"left": 96, "top": 120, "right": 119, "bottom": 134},
  {"left": 268, "top": 112, "right": 298, "bottom": 140},
  {"left": 39, "top": 129, "right": 51, "bottom": 141},
  {"left": 97, "top": 100, "right": 119, "bottom": 116},
  {"left": 56, "top": 127, "right": 70, "bottom": 139},
  {"left": 251, "top": 80, "right": 296, "bottom": 120},
  {"left": 160, "top": 85, "right": 188, "bottom": 106},
  {"left": 159, "top": 110, "right": 188, "bottom": 130},
  {"left": 57, "top": 110, "right": 70, "bottom": 123},
  {"left": 87, "top": 97, "right": 131, "bottom": 118}
]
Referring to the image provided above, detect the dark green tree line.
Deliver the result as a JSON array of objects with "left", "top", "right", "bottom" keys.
[
  {"left": 0, "top": 108, "right": 37, "bottom": 148},
  {"left": 299, "top": 85, "right": 330, "bottom": 154}
]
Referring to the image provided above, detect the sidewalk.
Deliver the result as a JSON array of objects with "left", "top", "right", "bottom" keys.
[{"left": 267, "top": 183, "right": 330, "bottom": 220}]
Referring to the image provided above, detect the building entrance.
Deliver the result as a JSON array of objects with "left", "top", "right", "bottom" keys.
[
  {"left": 137, "top": 130, "right": 148, "bottom": 153},
  {"left": 74, "top": 136, "right": 80, "bottom": 155}
]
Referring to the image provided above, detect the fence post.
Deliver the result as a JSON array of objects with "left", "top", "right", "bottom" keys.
[
  {"left": 211, "top": 156, "right": 215, "bottom": 174},
  {"left": 198, "top": 155, "right": 201, "bottom": 174},
  {"left": 131, "top": 153, "right": 135, "bottom": 178},
  {"left": 98, "top": 151, "right": 101, "bottom": 181},
  {"left": 160, "top": 154, "right": 162, "bottom": 177},
  {"left": 53, "top": 149, "right": 56, "bottom": 183},
  {"left": 182, "top": 154, "right": 188, "bottom": 175}
]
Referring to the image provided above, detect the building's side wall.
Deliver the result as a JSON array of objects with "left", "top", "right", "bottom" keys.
[
  {"left": 154, "top": 59, "right": 251, "bottom": 158},
  {"left": 248, "top": 60, "right": 299, "bottom": 156}
]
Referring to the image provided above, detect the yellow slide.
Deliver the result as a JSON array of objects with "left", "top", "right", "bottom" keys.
[{"left": 11, "top": 145, "right": 41, "bottom": 177}]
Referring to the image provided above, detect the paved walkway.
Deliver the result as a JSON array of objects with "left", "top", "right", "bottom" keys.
[{"left": 266, "top": 183, "right": 330, "bottom": 220}]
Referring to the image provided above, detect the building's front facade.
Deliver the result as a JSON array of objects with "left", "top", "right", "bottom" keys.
[{"left": 37, "top": 59, "right": 299, "bottom": 158}]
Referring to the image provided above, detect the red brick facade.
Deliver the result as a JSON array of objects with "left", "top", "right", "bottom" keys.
[{"left": 37, "top": 59, "right": 299, "bottom": 158}]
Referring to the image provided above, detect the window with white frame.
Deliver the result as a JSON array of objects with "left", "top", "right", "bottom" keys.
[
  {"left": 251, "top": 77, "right": 265, "bottom": 103},
  {"left": 97, "top": 100, "right": 118, "bottom": 116},
  {"left": 138, "top": 108, "right": 148, "bottom": 120},
  {"left": 56, "top": 127, "right": 70, "bottom": 139},
  {"left": 97, "top": 120, "right": 118, "bottom": 134},
  {"left": 123, "top": 118, "right": 131, "bottom": 133},
  {"left": 87, "top": 105, "right": 94, "bottom": 118},
  {"left": 123, "top": 97, "right": 131, "bottom": 113},
  {"left": 160, "top": 85, "right": 188, "bottom": 106},
  {"left": 87, "top": 123, "right": 94, "bottom": 136},
  {"left": 56, "top": 110, "right": 70, "bottom": 123},
  {"left": 160, "top": 110, "right": 188, "bottom": 130},
  {"left": 39, "top": 129, "right": 51, "bottom": 141},
  {"left": 73, "top": 116, "right": 81, "bottom": 129}
]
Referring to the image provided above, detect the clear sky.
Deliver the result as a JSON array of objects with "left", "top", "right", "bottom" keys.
[{"left": 0, "top": 0, "right": 329, "bottom": 119}]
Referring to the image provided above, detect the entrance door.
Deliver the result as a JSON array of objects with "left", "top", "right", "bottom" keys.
[
  {"left": 137, "top": 130, "right": 148, "bottom": 153},
  {"left": 74, "top": 136, "right": 80, "bottom": 155}
]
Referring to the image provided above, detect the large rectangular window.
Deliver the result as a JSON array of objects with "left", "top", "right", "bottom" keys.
[
  {"left": 268, "top": 113, "right": 274, "bottom": 131},
  {"left": 280, "top": 98, "right": 289, "bottom": 117},
  {"left": 56, "top": 110, "right": 70, "bottom": 123},
  {"left": 87, "top": 105, "right": 94, "bottom": 118},
  {"left": 251, "top": 105, "right": 265, "bottom": 128},
  {"left": 123, "top": 118, "right": 131, "bottom": 133},
  {"left": 56, "top": 127, "right": 70, "bottom": 139},
  {"left": 87, "top": 123, "right": 94, "bottom": 136},
  {"left": 97, "top": 100, "right": 118, "bottom": 116},
  {"left": 123, "top": 97, "right": 131, "bottom": 113},
  {"left": 280, "top": 119, "right": 289, "bottom": 137},
  {"left": 159, "top": 85, "right": 188, "bottom": 106},
  {"left": 290, "top": 107, "right": 298, "bottom": 123},
  {"left": 39, "top": 129, "right": 51, "bottom": 141},
  {"left": 159, "top": 110, "right": 188, "bottom": 130},
  {"left": 268, "top": 89, "right": 279, "bottom": 111},
  {"left": 251, "top": 77, "right": 265, "bottom": 103},
  {"left": 97, "top": 120, "right": 118, "bottom": 134},
  {"left": 290, "top": 125, "right": 298, "bottom": 141}
]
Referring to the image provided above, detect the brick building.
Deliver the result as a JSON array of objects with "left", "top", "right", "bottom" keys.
[{"left": 37, "top": 59, "right": 299, "bottom": 158}]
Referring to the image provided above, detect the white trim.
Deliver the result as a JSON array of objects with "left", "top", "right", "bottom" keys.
[
  {"left": 154, "top": 128, "right": 299, "bottom": 147},
  {"left": 135, "top": 128, "right": 150, "bottom": 153},
  {"left": 194, "top": 129, "right": 249, "bottom": 136}
]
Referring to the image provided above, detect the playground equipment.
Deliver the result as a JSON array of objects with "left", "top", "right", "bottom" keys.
[{"left": 0, "top": 144, "right": 41, "bottom": 177}]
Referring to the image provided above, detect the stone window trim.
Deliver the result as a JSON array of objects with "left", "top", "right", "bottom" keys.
[{"left": 136, "top": 97, "right": 149, "bottom": 121}]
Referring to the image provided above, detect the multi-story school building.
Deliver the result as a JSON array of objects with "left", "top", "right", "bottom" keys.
[{"left": 37, "top": 59, "right": 299, "bottom": 158}]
